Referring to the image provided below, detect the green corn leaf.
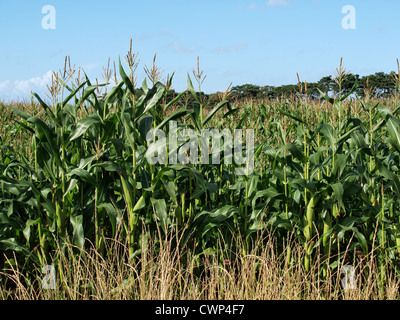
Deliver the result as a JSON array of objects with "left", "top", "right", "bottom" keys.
[
  {"left": 356, "top": 95, "right": 369, "bottom": 113},
  {"left": 104, "top": 80, "right": 124, "bottom": 105},
  {"left": 355, "top": 231, "right": 368, "bottom": 254},
  {"left": 1, "top": 238, "right": 37, "bottom": 264},
  {"left": 13, "top": 120, "right": 35, "bottom": 135},
  {"left": 317, "top": 89, "right": 335, "bottom": 105},
  {"left": 339, "top": 216, "right": 370, "bottom": 229},
  {"left": 251, "top": 188, "right": 283, "bottom": 208},
  {"left": 67, "top": 168, "right": 98, "bottom": 187},
  {"left": 133, "top": 195, "right": 146, "bottom": 212},
  {"left": 150, "top": 197, "right": 168, "bottom": 233},
  {"left": 94, "top": 161, "right": 122, "bottom": 173},
  {"left": 138, "top": 115, "right": 153, "bottom": 141},
  {"left": 277, "top": 109, "right": 304, "bottom": 124},
  {"left": 223, "top": 108, "right": 239, "bottom": 118},
  {"left": 331, "top": 183, "right": 344, "bottom": 211},
  {"left": 339, "top": 78, "right": 358, "bottom": 102},
  {"left": 142, "top": 78, "right": 149, "bottom": 94},
  {"left": 350, "top": 130, "right": 367, "bottom": 149},
  {"left": 274, "top": 121, "right": 287, "bottom": 146},
  {"left": 320, "top": 123, "right": 336, "bottom": 147},
  {"left": 189, "top": 106, "right": 201, "bottom": 131},
  {"left": 332, "top": 153, "right": 348, "bottom": 177},
  {"left": 164, "top": 90, "right": 187, "bottom": 110},
  {"left": 155, "top": 108, "right": 192, "bottom": 131},
  {"left": 336, "top": 126, "right": 361, "bottom": 146},
  {"left": 70, "top": 214, "right": 85, "bottom": 249},
  {"left": 121, "top": 107, "right": 136, "bottom": 151},
  {"left": 247, "top": 175, "right": 259, "bottom": 199},
  {"left": 136, "top": 82, "right": 166, "bottom": 119},
  {"left": 97, "top": 203, "right": 122, "bottom": 238},
  {"left": 69, "top": 114, "right": 101, "bottom": 141},
  {"left": 64, "top": 178, "right": 78, "bottom": 197},
  {"left": 119, "top": 57, "right": 135, "bottom": 95},
  {"left": 23, "top": 218, "right": 40, "bottom": 244},
  {"left": 236, "top": 112, "right": 248, "bottom": 130},
  {"left": 371, "top": 119, "right": 386, "bottom": 133},
  {"left": 279, "top": 143, "right": 307, "bottom": 163},
  {"left": 62, "top": 82, "right": 86, "bottom": 106},
  {"left": 6, "top": 105, "right": 32, "bottom": 120},
  {"left": 25, "top": 118, "right": 62, "bottom": 169},
  {"left": 32, "top": 92, "right": 56, "bottom": 121},
  {"left": 202, "top": 100, "right": 230, "bottom": 127},
  {"left": 195, "top": 205, "right": 240, "bottom": 237},
  {"left": 386, "top": 116, "right": 400, "bottom": 153},
  {"left": 79, "top": 84, "right": 104, "bottom": 105},
  {"left": 187, "top": 74, "right": 200, "bottom": 104},
  {"left": 163, "top": 181, "right": 177, "bottom": 204},
  {"left": 63, "top": 103, "right": 77, "bottom": 120},
  {"left": 376, "top": 159, "right": 400, "bottom": 195}
]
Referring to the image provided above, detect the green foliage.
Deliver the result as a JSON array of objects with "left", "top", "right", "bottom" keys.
[
  {"left": 229, "top": 71, "right": 398, "bottom": 100},
  {"left": 1, "top": 57, "right": 400, "bottom": 291}
]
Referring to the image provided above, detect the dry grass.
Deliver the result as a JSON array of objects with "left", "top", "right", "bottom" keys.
[{"left": 1, "top": 225, "right": 399, "bottom": 300}]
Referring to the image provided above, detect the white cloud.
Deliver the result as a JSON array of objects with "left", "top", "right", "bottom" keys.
[
  {"left": 172, "top": 41, "right": 198, "bottom": 53},
  {"left": 0, "top": 71, "right": 53, "bottom": 102},
  {"left": 266, "top": 0, "right": 291, "bottom": 7},
  {"left": 159, "top": 29, "right": 173, "bottom": 37},
  {"left": 0, "top": 80, "right": 11, "bottom": 92},
  {"left": 237, "top": 0, "right": 291, "bottom": 11},
  {"left": 213, "top": 44, "right": 247, "bottom": 54},
  {"left": 248, "top": 2, "right": 257, "bottom": 10}
]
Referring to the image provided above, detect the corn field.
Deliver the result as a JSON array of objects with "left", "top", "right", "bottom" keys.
[{"left": 2, "top": 55, "right": 400, "bottom": 299}]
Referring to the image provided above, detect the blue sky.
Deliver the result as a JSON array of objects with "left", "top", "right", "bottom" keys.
[{"left": 0, "top": 0, "right": 399, "bottom": 101}]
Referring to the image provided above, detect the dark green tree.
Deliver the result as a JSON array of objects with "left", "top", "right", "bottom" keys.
[{"left": 231, "top": 84, "right": 261, "bottom": 98}]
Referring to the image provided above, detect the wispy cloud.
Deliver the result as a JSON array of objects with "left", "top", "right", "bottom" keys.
[
  {"left": 134, "top": 32, "right": 154, "bottom": 42},
  {"left": 237, "top": 2, "right": 258, "bottom": 11},
  {"left": 159, "top": 29, "right": 173, "bottom": 37},
  {"left": 378, "top": 23, "right": 391, "bottom": 33},
  {"left": 213, "top": 44, "right": 247, "bottom": 54},
  {"left": 236, "top": 2, "right": 260, "bottom": 11},
  {"left": 237, "top": 0, "right": 292, "bottom": 11},
  {"left": 172, "top": 41, "right": 198, "bottom": 53},
  {"left": 0, "top": 71, "right": 53, "bottom": 101},
  {"left": 266, "top": 0, "right": 291, "bottom": 7}
]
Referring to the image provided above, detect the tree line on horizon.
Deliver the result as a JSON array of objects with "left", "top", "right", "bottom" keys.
[
  {"left": 113, "top": 70, "right": 399, "bottom": 107},
  {"left": 226, "top": 71, "right": 399, "bottom": 101}
]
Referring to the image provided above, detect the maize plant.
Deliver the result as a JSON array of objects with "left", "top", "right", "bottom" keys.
[{"left": 1, "top": 56, "right": 400, "bottom": 290}]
